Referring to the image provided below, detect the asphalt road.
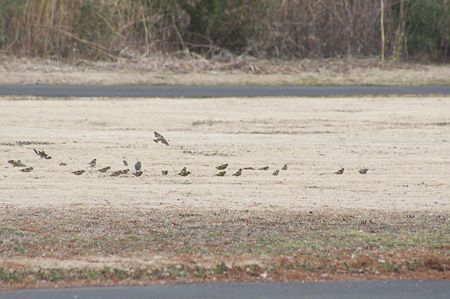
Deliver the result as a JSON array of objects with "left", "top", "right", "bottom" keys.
[
  {"left": 2, "top": 281, "right": 449, "bottom": 299},
  {"left": 0, "top": 84, "right": 449, "bottom": 98}
]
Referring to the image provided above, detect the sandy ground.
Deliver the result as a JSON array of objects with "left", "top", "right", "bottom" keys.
[
  {"left": 1, "top": 56, "right": 450, "bottom": 85},
  {"left": 0, "top": 96, "right": 449, "bottom": 212}
]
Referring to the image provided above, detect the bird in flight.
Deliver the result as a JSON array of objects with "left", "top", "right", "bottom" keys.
[
  {"left": 282, "top": 164, "right": 288, "bottom": 171},
  {"left": 33, "top": 148, "right": 51, "bottom": 159},
  {"left": 72, "top": 170, "right": 85, "bottom": 175},
  {"left": 258, "top": 166, "right": 269, "bottom": 170},
  {"left": 123, "top": 160, "right": 128, "bottom": 166},
  {"left": 272, "top": 170, "right": 279, "bottom": 176},
  {"left": 162, "top": 170, "right": 169, "bottom": 175},
  {"left": 153, "top": 131, "right": 169, "bottom": 146}
]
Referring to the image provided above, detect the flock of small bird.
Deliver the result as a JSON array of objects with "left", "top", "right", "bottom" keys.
[
  {"left": 333, "top": 167, "right": 368, "bottom": 175},
  {"left": 6, "top": 131, "right": 369, "bottom": 177}
]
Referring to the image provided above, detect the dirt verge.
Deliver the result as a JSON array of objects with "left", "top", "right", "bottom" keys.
[
  {"left": 1, "top": 56, "right": 449, "bottom": 86},
  {"left": 0, "top": 208, "right": 448, "bottom": 290}
]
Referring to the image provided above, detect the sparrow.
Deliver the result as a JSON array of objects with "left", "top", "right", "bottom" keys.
[
  {"left": 123, "top": 160, "right": 128, "bottom": 166},
  {"left": 133, "top": 171, "right": 143, "bottom": 177},
  {"left": 98, "top": 166, "right": 111, "bottom": 173},
  {"left": 282, "top": 164, "right": 288, "bottom": 171},
  {"left": 162, "top": 170, "right": 169, "bottom": 175},
  {"left": 335, "top": 168, "right": 345, "bottom": 175},
  {"left": 359, "top": 168, "right": 368, "bottom": 174},
  {"left": 216, "top": 163, "right": 228, "bottom": 170},
  {"left": 89, "top": 159, "right": 96, "bottom": 168},
  {"left": 272, "top": 170, "right": 279, "bottom": 176},
  {"left": 110, "top": 170, "right": 121, "bottom": 177},
  {"left": 178, "top": 167, "right": 190, "bottom": 176},
  {"left": 72, "top": 170, "right": 85, "bottom": 175},
  {"left": 232, "top": 169, "right": 242, "bottom": 176},
  {"left": 8, "top": 160, "right": 25, "bottom": 167},
  {"left": 258, "top": 166, "right": 269, "bottom": 170},
  {"left": 33, "top": 148, "right": 51, "bottom": 159},
  {"left": 153, "top": 131, "right": 169, "bottom": 146},
  {"left": 215, "top": 171, "right": 226, "bottom": 176},
  {"left": 20, "top": 167, "right": 33, "bottom": 172},
  {"left": 135, "top": 161, "right": 142, "bottom": 172}
]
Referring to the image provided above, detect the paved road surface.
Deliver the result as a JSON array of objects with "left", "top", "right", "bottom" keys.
[
  {"left": 0, "top": 84, "right": 449, "bottom": 98},
  {"left": 2, "top": 281, "right": 449, "bottom": 299}
]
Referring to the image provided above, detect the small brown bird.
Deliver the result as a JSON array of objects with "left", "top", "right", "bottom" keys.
[
  {"left": 110, "top": 170, "right": 121, "bottom": 177},
  {"left": 359, "top": 168, "right": 368, "bottom": 174},
  {"left": 162, "top": 170, "right": 169, "bottom": 175},
  {"left": 216, "top": 164, "right": 228, "bottom": 170},
  {"left": 282, "top": 164, "right": 288, "bottom": 171},
  {"left": 133, "top": 171, "right": 143, "bottom": 177},
  {"left": 59, "top": 162, "right": 67, "bottom": 166},
  {"left": 89, "top": 159, "right": 96, "bottom": 168},
  {"left": 178, "top": 167, "right": 190, "bottom": 176},
  {"left": 258, "top": 166, "right": 269, "bottom": 170},
  {"left": 232, "top": 169, "right": 242, "bottom": 176},
  {"left": 20, "top": 167, "right": 33, "bottom": 172},
  {"left": 98, "top": 166, "right": 111, "bottom": 173},
  {"left": 153, "top": 131, "right": 169, "bottom": 146},
  {"left": 8, "top": 160, "right": 26, "bottom": 167},
  {"left": 72, "top": 170, "right": 85, "bottom": 175},
  {"left": 33, "top": 148, "right": 51, "bottom": 159},
  {"left": 215, "top": 171, "right": 226, "bottom": 176},
  {"left": 123, "top": 160, "right": 128, "bottom": 166},
  {"left": 272, "top": 170, "right": 279, "bottom": 176},
  {"left": 335, "top": 168, "right": 345, "bottom": 175},
  {"left": 134, "top": 161, "right": 142, "bottom": 172}
]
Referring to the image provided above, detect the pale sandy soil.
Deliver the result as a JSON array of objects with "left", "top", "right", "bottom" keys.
[
  {"left": 1, "top": 96, "right": 449, "bottom": 288},
  {"left": 0, "top": 56, "right": 449, "bottom": 85},
  {"left": 1, "top": 96, "right": 449, "bottom": 212}
]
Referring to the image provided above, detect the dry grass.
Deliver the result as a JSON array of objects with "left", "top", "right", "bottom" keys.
[
  {"left": 1, "top": 1, "right": 448, "bottom": 60},
  {"left": 0, "top": 208, "right": 448, "bottom": 290},
  {"left": 1, "top": 56, "right": 449, "bottom": 85}
]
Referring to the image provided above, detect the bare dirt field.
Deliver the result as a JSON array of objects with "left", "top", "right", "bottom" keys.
[
  {"left": 1, "top": 56, "right": 450, "bottom": 86},
  {"left": 0, "top": 96, "right": 449, "bottom": 289}
]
